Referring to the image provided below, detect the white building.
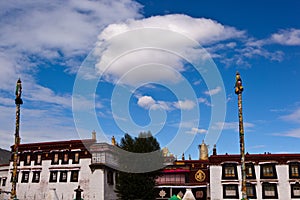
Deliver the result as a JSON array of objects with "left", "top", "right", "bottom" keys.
[
  {"left": 0, "top": 132, "right": 118, "bottom": 200},
  {"left": 209, "top": 152, "right": 300, "bottom": 200}
]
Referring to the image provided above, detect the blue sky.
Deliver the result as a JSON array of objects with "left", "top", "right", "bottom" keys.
[{"left": 1, "top": 0, "right": 300, "bottom": 159}]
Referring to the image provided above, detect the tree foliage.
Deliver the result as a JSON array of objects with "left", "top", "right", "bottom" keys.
[{"left": 115, "top": 132, "right": 162, "bottom": 200}]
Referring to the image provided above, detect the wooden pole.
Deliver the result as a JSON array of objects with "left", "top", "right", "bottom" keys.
[
  {"left": 11, "top": 79, "right": 23, "bottom": 200},
  {"left": 235, "top": 72, "right": 247, "bottom": 200}
]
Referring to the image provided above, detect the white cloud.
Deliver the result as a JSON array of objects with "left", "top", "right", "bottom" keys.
[
  {"left": 0, "top": 0, "right": 142, "bottom": 147},
  {"left": 198, "top": 97, "right": 211, "bottom": 106},
  {"left": 174, "top": 100, "right": 196, "bottom": 110},
  {"left": 137, "top": 96, "right": 156, "bottom": 109},
  {"left": 280, "top": 108, "right": 300, "bottom": 123},
  {"left": 137, "top": 95, "right": 196, "bottom": 111},
  {"left": 204, "top": 86, "right": 222, "bottom": 96},
  {"left": 271, "top": 29, "right": 300, "bottom": 46},
  {"left": 213, "top": 121, "right": 255, "bottom": 132},
  {"left": 275, "top": 128, "right": 300, "bottom": 138},
  {"left": 186, "top": 127, "right": 207, "bottom": 134},
  {"left": 95, "top": 14, "right": 244, "bottom": 86}
]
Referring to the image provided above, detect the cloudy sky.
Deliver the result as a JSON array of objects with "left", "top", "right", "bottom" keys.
[{"left": 1, "top": 0, "right": 300, "bottom": 158}]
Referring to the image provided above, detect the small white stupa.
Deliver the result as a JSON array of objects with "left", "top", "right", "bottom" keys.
[{"left": 182, "top": 188, "right": 196, "bottom": 200}]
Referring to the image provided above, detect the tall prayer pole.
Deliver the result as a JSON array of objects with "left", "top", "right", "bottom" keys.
[
  {"left": 235, "top": 72, "right": 247, "bottom": 200},
  {"left": 11, "top": 79, "right": 23, "bottom": 200}
]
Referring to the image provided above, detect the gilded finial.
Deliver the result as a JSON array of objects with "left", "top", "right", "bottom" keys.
[
  {"left": 235, "top": 72, "right": 244, "bottom": 94},
  {"left": 15, "top": 78, "right": 23, "bottom": 105},
  {"left": 112, "top": 136, "right": 116, "bottom": 146}
]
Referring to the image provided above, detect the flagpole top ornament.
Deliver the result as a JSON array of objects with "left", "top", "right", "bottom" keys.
[
  {"left": 235, "top": 72, "right": 244, "bottom": 95},
  {"left": 15, "top": 78, "right": 23, "bottom": 105}
]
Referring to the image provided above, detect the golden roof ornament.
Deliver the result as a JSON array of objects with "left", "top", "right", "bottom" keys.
[{"left": 235, "top": 72, "right": 244, "bottom": 95}]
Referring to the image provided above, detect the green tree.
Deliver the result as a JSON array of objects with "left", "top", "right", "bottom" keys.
[{"left": 115, "top": 132, "right": 163, "bottom": 200}]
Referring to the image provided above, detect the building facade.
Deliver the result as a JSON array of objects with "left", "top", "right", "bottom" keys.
[
  {"left": 0, "top": 133, "right": 119, "bottom": 200},
  {"left": 209, "top": 153, "right": 300, "bottom": 200},
  {"left": 1, "top": 136, "right": 300, "bottom": 200}
]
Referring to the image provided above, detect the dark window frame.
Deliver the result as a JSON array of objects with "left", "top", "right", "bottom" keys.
[
  {"left": 70, "top": 170, "right": 79, "bottom": 182},
  {"left": 34, "top": 154, "right": 42, "bottom": 165},
  {"left": 1, "top": 177, "right": 7, "bottom": 186},
  {"left": 246, "top": 183, "right": 257, "bottom": 199},
  {"left": 21, "top": 171, "right": 30, "bottom": 183},
  {"left": 32, "top": 171, "right": 41, "bottom": 183},
  {"left": 289, "top": 162, "right": 300, "bottom": 179},
  {"left": 223, "top": 184, "right": 239, "bottom": 199},
  {"left": 291, "top": 183, "right": 300, "bottom": 198},
  {"left": 49, "top": 171, "right": 58, "bottom": 182},
  {"left": 107, "top": 170, "right": 114, "bottom": 185},
  {"left": 24, "top": 154, "right": 31, "bottom": 166},
  {"left": 51, "top": 153, "right": 59, "bottom": 165},
  {"left": 10, "top": 172, "right": 19, "bottom": 183},
  {"left": 59, "top": 171, "right": 68, "bottom": 182},
  {"left": 246, "top": 163, "right": 256, "bottom": 179},
  {"left": 72, "top": 152, "right": 80, "bottom": 164},
  {"left": 262, "top": 182, "right": 278, "bottom": 199},
  {"left": 260, "top": 163, "right": 277, "bottom": 179},
  {"left": 61, "top": 152, "right": 69, "bottom": 165},
  {"left": 222, "top": 163, "right": 238, "bottom": 180}
]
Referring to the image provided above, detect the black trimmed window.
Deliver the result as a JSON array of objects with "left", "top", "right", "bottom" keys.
[
  {"left": 49, "top": 171, "right": 58, "bottom": 182},
  {"left": 262, "top": 182, "right": 278, "bottom": 199},
  {"left": 1, "top": 177, "right": 6, "bottom": 186},
  {"left": 222, "top": 163, "right": 238, "bottom": 179},
  {"left": 289, "top": 162, "right": 300, "bottom": 179},
  {"left": 51, "top": 153, "right": 59, "bottom": 165},
  {"left": 24, "top": 154, "right": 31, "bottom": 166},
  {"left": 246, "top": 183, "right": 257, "bottom": 199},
  {"left": 246, "top": 163, "right": 256, "bottom": 179},
  {"left": 223, "top": 184, "right": 239, "bottom": 199},
  {"left": 260, "top": 164, "right": 277, "bottom": 179},
  {"left": 70, "top": 171, "right": 79, "bottom": 182},
  {"left": 291, "top": 183, "right": 300, "bottom": 198},
  {"left": 17, "top": 155, "right": 20, "bottom": 166},
  {"left": 59, "top": 171, "right": 68, "bottom": 182},
  {"left": 10, "top": 172, "right": 19, "bottom": 183},
  {"left": 62, "top": 152, "right": 69, "bottom": 164},
  {"left": 21, "top": 171, "right": 30, "bottom": 183},
  {"left": 34, "top": 154, "right": 42, "bottom": 165},
  {"left": 107, "top": 170, "right": 114, "bottom": 185},
  {"left": 32, "top": 171, "right": 40, "bottom": 183},
  {"left": 72, "top": 152, "right": 80, "bottom": 164}
]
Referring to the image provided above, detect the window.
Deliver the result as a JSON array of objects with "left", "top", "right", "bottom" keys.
[
  {"left": 49, "top": 171, "right": 58, "bottom": 182},
  {"left": 156, "top": 174, "right": 186, "bottom": 184},
  {"left": 35, "top": 154, "right": 42, "bottom": 165},
  {"left": 70, "top": 171, "right": 79, "bottom": 182},
  {"left": 51, "top": 153, "right": 59, "bottom": 165},
  {"left": 17, "top": 155, "right": 20, "bottom": 166},
  {"left": 10, "top": 172, "right": 19, "bottom": 183},
  {"left": 59, "top": 171, "right": 68, "bottom": 182},
  {"left": 291, "top": 183, "right": 300, "bottom": 198},
  {"left": 62, "top": 152, "right": 69, "bottom": 164},
  {"left": 21, "top": 171, "right": 30, "bottom": 183},
  {"left": 223, "top": 184, "right": 239, "bottom": 199},
  {"left": 222, "top": 163, "right": 238, "bottom": 179},
  {"left": 2, "top": 178, "right": 6, "bottom": 186},
  {"left": 32, "top": 171, "right": 40, "bottom": 183},
  {"left": 246, "top": 163, "right": 256, "bottom": 179},
  {"left": 289, "top": 162, "right": 300, "bottom": 178},
  {"left": 260, "top": 164, "right": 277, "bottom": 179},
  {"left": 24, "top": 154, "right": 31, "bottom": 166},
  {"left": 246, "top": 183, "right": 257, "bottom": 199},
  {"left": 73, "top": 152, "right": 80, "bottom": 164},
  {"left": 107, "top": 170, "right": 114, "bottom": 185},
  {"left": 262, "top": 182, "right": 278, "bottom": 199}
]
